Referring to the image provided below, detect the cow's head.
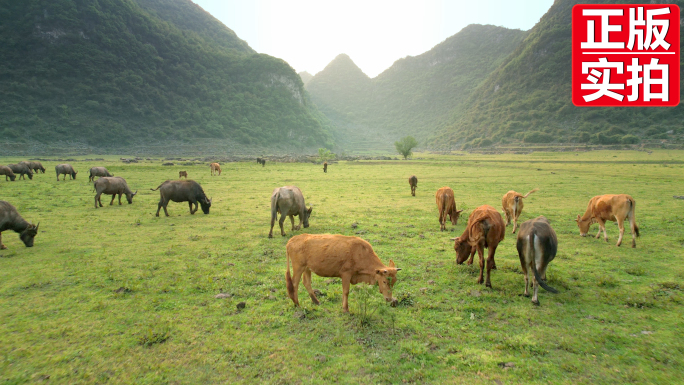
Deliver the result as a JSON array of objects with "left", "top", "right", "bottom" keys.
[
  {"left": 450, "top": 208, "right": 464, "bottom": 225},
  {"left": 9, "top": 174, "right": 16, "bottom": 181},
  {"left": 453, "top": 236, "right": 472, "bottom": 264},
  {"left": 303, "top": 206, "right": 313, "bottom": 228},
  {"left": 72, "top": 171, "right": 77, "bottom": 179},
  {"left": 375, "top": 259, "right": 401, "bottom": 306},
  {"left": 575, "top": 215, "right": 592, "bottom": 236},
  {"left": 20, "top": 223, "right": 39, "bottom": 247},
  {"left": 27, "top": 171, "right": 33, "bottom": 180},
  {"left": 126, "top": 190, "right": 138, "bottom": 204},
  {"left": 200, "top": 197, "right": 212, "bottom": 214}
]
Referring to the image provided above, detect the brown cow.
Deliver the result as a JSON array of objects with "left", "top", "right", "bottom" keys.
[
  {"left": 93, "top": 177, "right": 137, "bottom": 208},
  {"left": 576, "top": 194, "right": 639, "bottom": 247},
  {"left": 27, "top": 161, "right": 46, "bottom": 173},
  {"left": 55, "top": 164, "right": 77, "bottom": 181},
  {"left": 323, "top": 162, "right": 327, "bottom": 173},
  {"left": 210, "top": 163, "right": 221, "bottom": 176},
  {"left": 435, "top": 187, "right": 463, "bottom": 231},
  {"left": 179, "top": 171, "right": 188, "bottom": 179},
  {"left": 502, "top": 188, "right": 539, "bottom": 234},
  {"left": 285, "top": 234, "right": 401, "bottom": 312},
  {"left": 408, "top": 175, "right": 417, "bottom": 196},
  {"left": 517, "top": 216, "right": 559, "bottom": 305},
  {"left": 0, "top": 166, "right": 16, "bottom": 181},
  {"left": 453, "top": 205, "right": 505, "bottom": 288},
  {"left": 0, "top": 201, "right": 39, "bottom": 249}
]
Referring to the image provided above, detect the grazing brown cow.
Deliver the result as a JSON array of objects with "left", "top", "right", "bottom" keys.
[
  {"left": 435, "top": 187, "right": 463, "bottom": 231},
  {"left": 93, "top": 177, "right": 137, "bottom": 208},
  {"left": 269, "top": 186, "right": 312, "bottom": 238},
  {"left": 0, "top": 201, "right": 39, "bottom": 249},
  {"left": 8, "top": 163, "right": 33, "bottom": 180},
  {"left": 210, "top": 163, "right": 221, "bottom": 176},
  {"left": 89, "top": 167, "right": 113, "bottom": 182},
  {"left": 27, "top": 161, "right": 46, "bottom": 173},
  {"left": 408, "top": 175, "right": 417, "bottom": 196},
  {"left": 502, "top": 188, "right": 539, "bottom": 234},
  {"left": 179, "top": 171, "right": 188, "bottom": 179},
  {"left": 453, "top": 205, "right": 505, "bottom": 288},
  {"left": 576, "top": 194, "right": 639, "bottom": 247},
  {"left": 55, "top": 164, "right": 77, "bottom": 181},
  {"left": 516, "top": 216, "right": 559, "bottom": 305},
  {"left": 286, "top": 234, "right": 401, "bottom": 312},
  {"left": 151, "top": 180, "right": 211, "bottom": 217},
  {"left": 0, "top": 166, "right": 16, "bottom": 181},
  {"left": 323, "top": 162, "right": 327, "bottom": 173}
]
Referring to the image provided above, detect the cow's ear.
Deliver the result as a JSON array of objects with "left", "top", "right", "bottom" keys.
[
  {"left": 575, "top": 215, "right": 580, "bottom": 222},
  {"left": 307, "top": 206, "right": 313, "bottom": 214},
  {"left": 388, "top": 259, "right": 396, "bottom": 268}
]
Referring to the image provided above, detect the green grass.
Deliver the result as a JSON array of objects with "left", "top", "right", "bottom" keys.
[{"left": 1, "top": 151, "right": 683, "bottom": 384}]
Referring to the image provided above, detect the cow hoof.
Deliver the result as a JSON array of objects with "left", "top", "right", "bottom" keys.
[
  {"left": 0, "top": 245, "right": 7, "bottom": 250},
  {"left": 281, "top": 233, "right": 287, "bottom": 237},
  {"left": 632, "top": 244, "right": 636, "bottom": 248},
  {"left": 268, "top": 234, "right": 273, "bottom": 238},
  {"left": 532, "top": 299, "right": 540, "bottom": 306}
]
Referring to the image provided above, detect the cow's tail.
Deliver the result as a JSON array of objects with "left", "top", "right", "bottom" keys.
[
  {"left": 522, "top": 188, "right": 540, "bottom": 199},
  {"left": 150, "top": 183, "right": 164, "bottom": 191},
  {"left": 285, "top": 247, "right": 295, "bottom": 301},
  {"left": 629, "top": 198, "right": 640, "bottom": 237},
  {"left": 441, "top": 193, "right": 449, "bottom": 224},
  {"left": 271, "top": 190, "right": 281, "bottom": 219},
  {"left": 530, "top": 231, "right": 559, "bottom": 293}
]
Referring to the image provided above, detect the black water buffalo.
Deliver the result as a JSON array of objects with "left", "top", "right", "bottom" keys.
[
  {"left": 0, "top": 201, "right": 39, "bottom": 249},
  {"left": 55, "top": 164, "right": 77, "bottom": 181},
  {"left": 93, "top": 177, "right": 137, "bottom": 208},
  {"left": 408, "top": 175, "right": 417, "bottom": 196},
  {"left": 27, "top": 161, "right": 46, "bottom": 173},
  {"left": 269, "top": 186, "right": 312, "bottom": 238},
  {"left": 8, "top": 163, "right": 33, "bottom": 180},
  {"left": 516, "top": 216, "right": 559, "bottom": 305},
  {"left": 151, "top": 180, "right": 211, "bottom": 217},
  {"left": 89, "top": 167, "right": 113, "bottom": 182},
  {"left": 0, "top": 166, "right": 16, "bottom": 181}
]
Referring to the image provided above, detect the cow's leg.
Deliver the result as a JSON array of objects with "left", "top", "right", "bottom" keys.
[
  {"left": 467, "top": 246, "right": 476, "bottom": 265},
  {"left": 601, "top": 221, "right": 608, "bottom": 242},
  {"left": 476, "top": 246, "right": 485, "bottom": 284},
  {"left": 279, "top": 214, "right": 287, "bottom": 236},
  {"left": 94, "top": 193, "right": 100, "bottom": 208},
  {"left": 118, "top": 193, "right": 123, "bottom": 205},
  {"left": 485, "top": 245, "right": 497, "bottom": 288},
  {"left": 616, "top": 218, "right": 625, "bottom": 247},
  {"left": 0, "top": 232, "right": 6, "bottom": 250},
  {"left": 110, "top": 194, "right": 116, "bottom": 205},
  {"left": 188, "top": 201, "right": 194, "bottom": 214},
  {"left": 268, "top": 214, "right": 276, "bottom": 238},
  {"left": 512, "top": 214, "right": 518, "bottom": 234},
  {"left": 190, "top": 201, "right": 198, "bottom": 214},
  {"left": 290, "top": 265, "right": 303, "bottom": 307},
  {"left": 595, "top": 223, "right": 602, "bottom": 239},
  {"left": 290, "top": 215, "right": 297, "bottom": 231},
  {"left": 522, "top": 261, "right": 530, "bottom": 297},
  {"left": 156, "top": 200, "right": 163, "bottom": 217},
  {"left": 629, "top": 214, "right": 637, "bottom": 248},
  {"left": 439, "top": 211, "right": 445, "bottom": 231},
  {"left": 341, "top": 275, "right": 351, "bottom": 313},
  {"left": 302, "top": 269, "right": 320, "bottom": 305},
  {"left": 531, "top": 275, "right": 539, "bottom": 305}
]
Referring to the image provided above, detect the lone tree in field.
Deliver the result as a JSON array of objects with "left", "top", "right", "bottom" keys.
[
  {"left": 395, "top": 136, "right": 418, "bottom": 159},
  {"left": 317, "top": 148, "right": 335, "bottom": 163}
]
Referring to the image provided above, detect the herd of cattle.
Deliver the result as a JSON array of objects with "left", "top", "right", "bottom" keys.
[{"left": 0, "top": 160, "right": 640, "bottom": 311}]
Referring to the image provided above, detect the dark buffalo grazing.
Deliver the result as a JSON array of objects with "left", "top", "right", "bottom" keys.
[
  {"left": 259, "top": 158, "right": 266, "bottom": 167},
  {"left": 576, "top": 194, "right": 639, "bottom": 247},
  {"left": 408, "top": 175, "right": 417, "bottom": 196},
  {"left": 286, "top": 234, "right": 401, "bottom": 312},
  {"left": 179, "top": 171, "right": 188, "bottom": 179},
  {"left": 502, "top": 188, "right": 539, "bottom": 234},
  {"left": 516, "top": 216, "right": 559, "bottom": 305},
  {"left": 453, "top": 205, "right": 505, "bottom": 288},
  {"left": 89, "top": 167, "right": 113, "bottom": 182},
  {"left": 93, "top": 177, "right": 137, "bottom": 208},
  {"left": 435, "top": 187, "right": 463, "bottom": 231},
  {"left": 0, "top": 201, "right": 39, "bottom": 249},
  {"left": 323, "top": 162, "right": 328, "bottom": 173},
  {"left": 55, "top": 164, "right": 77, "bottom": 181},
  {"left": 269, "top": 186, "right": 312, "bottom": 238},
  {"left": 151, "top": 180, "right": 212, "bottom": 217},
  {"left": 27, "top": 161, "right": 46, "bottom": 173},
  {"left": 257, "top": 157, "right": 262, "bottom": 164},
  {"left": 210, "top": 163, "right": 221, "bottom": 176},
  {"left": 8, "top": 163, "right": 33, "bottom": 180},
  {"left": 0, "top": 166, "right": 16, "bottom": 181}
]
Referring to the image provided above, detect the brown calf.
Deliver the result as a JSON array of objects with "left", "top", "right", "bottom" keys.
[
  {"left": 453, "top": 205, "right": 505, "bottom": 288},
  {"left": 576, "top": 194, "right": 639, "bottom": 247},
  {"left": 179, "top": 171, "right": 188, "bottom": 179},
  {"left": 286, "top": 234, "right": 401, "bottom": 312},
  {"left": 502, "top": 188, "right": 539, "bottom": 233},
  {"left": 408, "top": 175, "right": 417, "bottom": 196},
  {"left": 435, "top": 187, "right": 463, "bottom": 231},
  {"left": 210, "top": 163, "right": 221, "bottom": 176}
]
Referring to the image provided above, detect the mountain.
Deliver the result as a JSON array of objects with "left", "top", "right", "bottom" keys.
[
  {"left": 298, "top": 71, "right": 313, "bottom": 86},
  {"left": 0, "top": 0, "right": 333, "bottom": 151},
  {"left": 305, "top": 25, "right": 528, "bottom": 152},
  {"left": 429, "top": 0, "right": 684, "bottom": 149}
]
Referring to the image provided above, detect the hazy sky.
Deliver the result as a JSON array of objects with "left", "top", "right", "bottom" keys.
[{"left": 191, "top": 0, "right": 554, "bottom": 78}]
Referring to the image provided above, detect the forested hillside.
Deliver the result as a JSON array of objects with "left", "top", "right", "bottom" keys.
[
  {"left": 305, "top": 25, "right": 528, "bottom": 151},
  {"left": 429, "top": 0, "right": 684, "bottom": 149},
  {"left": 0, "top": 0, "right": 334, "bottom": 150}
]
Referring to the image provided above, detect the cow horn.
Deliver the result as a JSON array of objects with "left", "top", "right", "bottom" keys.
[
  {"left": 450, "top": 237, "right": 457, "bottom": 241},
  {"left": 35, "top": 222, "right": 40, "bottom": 231},
  {"left": 396, "top": 268, "right": 402, "bottom": 271},
  {"left": 133, "top": 190, "right": 138, "bottom": 196}
]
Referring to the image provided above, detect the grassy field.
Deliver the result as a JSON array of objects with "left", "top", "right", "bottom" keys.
[{"left": 1, "top": 151, "right": 683, "bottom": 384}]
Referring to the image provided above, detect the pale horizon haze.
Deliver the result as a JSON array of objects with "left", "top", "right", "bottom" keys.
[{"left": 191, "top": 0, "right": 555, "bottom": 78}]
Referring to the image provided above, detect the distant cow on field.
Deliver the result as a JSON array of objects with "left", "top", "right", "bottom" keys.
[
  {"left": 0, "top": 200, "right": 39, "bottom": 249},
  {"left": 453, "top": 205, "right": 505, "bottom": 288},
  {"left": 0, "top": 166, "right": 16, "bottom": 181},
  {"left": 576, "top": 194, "right": 639, "bottom": 247},
  {"left": 257, "top": 157, "right": 266, "bottom": 167},
  {"left": 435, "top": 187, "right": 463, "bottom": 231},
  {"left": 93, "top": 177, "right": 137, "bottom": 208},
  {"left": 269, "top": 186, "right": 312, "bottom": 238},
  {"left": 89, "top": 167, "right": 113, "bottom": 182},
  {"left": 8, "top": 163, "right": 33, "bottom": 180},
  {"left": 502, "top": 188, "right": 539, "bottom": 233},
  {"left": 210, "top": 163, "right": 221, "bottom": 176},
  {"left": 179, "top": 171, "right": 188, "bottom": 179},
  {"left": 151, "top": 180, "right": 211, "bottom": 217},
  {"left": 516, "top": 216, "right": 559, "bottom": 305},
  {"left": 408, "top": 175, "right": 417, "bottom": 196},
  {"left": 55, "top": 164, "right": 77, "bottom": 181},
  {"left": 27, "top": 161, "right": 46, "bottom": 173},
  {"left": 286, "top": 234, "right": 401, "bottom": 312},
  {"left": 323, "top": 162, "right": 327, "bottom": 173}
]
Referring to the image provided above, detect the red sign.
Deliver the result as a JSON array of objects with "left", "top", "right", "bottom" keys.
[{"left": 572, "top": 4, "right": 680, "bottom": 107}]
